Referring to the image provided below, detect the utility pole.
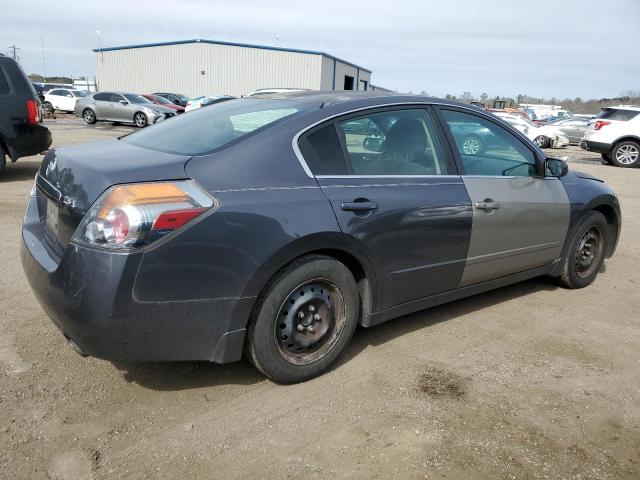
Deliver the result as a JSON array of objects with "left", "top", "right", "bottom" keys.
[
  {"left": 8, "top": 45, "right": 20, "bottom": 61},
  {"left": 40, "top": 35, "right": 46, "bottom": 83}
]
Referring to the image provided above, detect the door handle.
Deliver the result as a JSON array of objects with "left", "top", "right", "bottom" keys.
[
  {"left": 341, "top": 201, "right": 378, "bottom": 212},
  {"left": 475, "top": 200, "right": 501, "bottom": 211}
]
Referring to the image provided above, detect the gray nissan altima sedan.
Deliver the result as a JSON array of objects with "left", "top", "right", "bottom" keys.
[{"left": 22, "top": 92, "right": 621, "bottom": 382}]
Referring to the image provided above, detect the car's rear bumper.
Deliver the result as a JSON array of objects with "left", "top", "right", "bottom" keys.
[
  {"left": 7, "top": 124, "right": 52, "bottom": 160},
  {"left": 21, "top": 196, "right": 252, "bottom": 363},
  {"left": 579, "top": 139, "right": 610, "bottom": 154}
]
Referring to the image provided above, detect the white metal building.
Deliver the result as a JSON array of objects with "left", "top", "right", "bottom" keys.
[{"left": 94, "top": 39, "right": 373, "bottom": 98}]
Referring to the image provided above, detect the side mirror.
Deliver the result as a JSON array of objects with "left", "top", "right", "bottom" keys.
[
  {"left": 363, "top": 136, "right": 383, "bottom": 152},
  {"left": 172, "top": 99, "right": 181, "bottom": 105},
  {"left": 119, "top": 100, "right": 128, "bottom": 105},
  {"left": 545, "top": 158, "right": 569, "bottom": 177}
]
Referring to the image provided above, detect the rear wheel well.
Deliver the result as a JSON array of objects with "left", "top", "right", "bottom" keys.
[
  {"left": 592, "top": 204, "right": 619, "bottom": 257},
  {"left": 612, "top": 137, "right": 640, "bottom": 150},
  {"left": 260, "top": 249, "right": 374, "bottom": 326}
]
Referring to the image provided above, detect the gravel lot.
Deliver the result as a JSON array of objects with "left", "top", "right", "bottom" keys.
[{"left": 1, "top": 118, "right": 639, "bottom": 479}]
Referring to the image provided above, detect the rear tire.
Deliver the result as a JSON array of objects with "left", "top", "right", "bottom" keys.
[
  {"left": 245, "top": 255, "right": 360, "bottom": 383},
  {"left": 558, "top": 211, "right": 608, "bottom": 289},
  {"left": 82, "top": 108, "right": 97, "bottom": 124},
  {"left": 611, "top": 140, "right": 640, "bottom": 168}
]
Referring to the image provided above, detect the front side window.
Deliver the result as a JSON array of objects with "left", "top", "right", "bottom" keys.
[
  {"left": 301, "top": 108, "right": 448, "bottom": 176},
  {"left": 441, "top": 110, "right": 537, "bottom": 177}
]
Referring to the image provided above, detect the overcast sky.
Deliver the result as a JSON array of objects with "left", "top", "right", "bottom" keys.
[{"left": 2, "top": 0, "right": 638, "bottom": 99}]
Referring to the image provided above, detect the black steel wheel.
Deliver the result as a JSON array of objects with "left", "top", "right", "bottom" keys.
[
  {"left": 559, "top": 211, "right": 608, "bottom": 289},
  {"left": 275, "top": 280, "right": 346, "bottom": 365},
  {"left": 245, "top": 255, "right": 359, "bottom": 383}
]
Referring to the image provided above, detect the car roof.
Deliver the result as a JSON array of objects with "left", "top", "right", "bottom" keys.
[
  {"left": 602, "top": 105, "right": 640, "bottom": 112},
  {"left": 248, "top": 90, "right": 479, "bottom": 111}
]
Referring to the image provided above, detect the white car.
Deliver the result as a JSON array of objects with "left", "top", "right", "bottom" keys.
[
  {"left": 580, "top": 105, "right": 640, "bottom": 168},
  {"left": 185, "top": 95, "right": 234, "bottom": 112},
  {"left": 43, "top": 88, "right": 90, "bottom": 113},
  {"left": 492, "top": 111, "right": 569, "bottom": 148}
]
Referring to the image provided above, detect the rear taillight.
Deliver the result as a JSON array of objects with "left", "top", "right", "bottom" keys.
[
  {"left": 27, "top": 100, "right": 40, "bottom": 124},
  {"left": 72, "top": 181, "right": 216, "bottom": 250},
  {"left": 594, "top": 120, "right": 611, "bottom": 130}
]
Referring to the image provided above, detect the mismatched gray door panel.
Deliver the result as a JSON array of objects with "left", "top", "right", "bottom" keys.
[{"left": 460, "top": 176, "right": 570, "bottom": 286}]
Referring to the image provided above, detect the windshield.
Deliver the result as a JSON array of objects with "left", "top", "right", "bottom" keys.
[
  {"left": 176, "top": 94, "right": 189, "bottom": 101},
  {"left": 124, "top": 94, "right": 152, "bottom": 104},
  {"left": 122, "top": 99, "right": 309, "bottom": 156}
]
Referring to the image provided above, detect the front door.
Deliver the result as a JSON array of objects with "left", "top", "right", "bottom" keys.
[
  {"left": 438, "top": 108, "right": 570, "bottom": 286},
  {"left": 298, "top": 107, "right": 473, "bottom": 310}
]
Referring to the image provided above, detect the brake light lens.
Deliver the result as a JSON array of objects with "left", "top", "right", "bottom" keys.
[
  {"left": 27, "top": 100, "right": 40, "bottom": 125},
  {"left": 594, "top": 120, "right": 611, "bottom": 130},
  {"left": 72, "top": 181, "right": 216, "bottom": 250}
]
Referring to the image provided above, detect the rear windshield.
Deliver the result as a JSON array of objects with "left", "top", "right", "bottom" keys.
[
  {"left": 596, "top": 108, "right": 640, "bottom": 121},
  {"left": 122, "top": 98, "right": 308, "bottom": 156}
]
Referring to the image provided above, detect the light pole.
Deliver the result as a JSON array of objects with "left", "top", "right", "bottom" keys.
[{"left": 96, "top": 30, "right": 103, "bottom": 63}]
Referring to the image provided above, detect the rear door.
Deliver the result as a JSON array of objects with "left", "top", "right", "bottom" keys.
[
  {"left": 437, "top": 108, "right": 570, "bottom": 286},
  {"left": 91, "top": 92, "right": 111, "bottom": 119},
  {"left": 298, "top": 106, "right": 472, "bottom": 310}
]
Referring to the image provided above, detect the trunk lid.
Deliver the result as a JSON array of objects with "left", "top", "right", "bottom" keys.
[{"left": 36, "top": 139, "right": 191, "bottom": 256}]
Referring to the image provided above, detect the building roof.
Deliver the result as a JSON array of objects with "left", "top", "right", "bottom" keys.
[{"left": 93, "top": 38, "right": 371, "bottom": 73}]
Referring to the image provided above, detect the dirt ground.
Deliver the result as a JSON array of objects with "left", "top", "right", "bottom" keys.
[{"left": 1, "top": 118, "right": 639, "bottom": 479}]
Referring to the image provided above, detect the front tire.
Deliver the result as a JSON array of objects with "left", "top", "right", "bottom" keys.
[
  {"left": 82, "top": 108, "right": 97, "bottom": 124},
  {"left": 245, "top": 255, "right": 360, "bottom": 383},
  {"left": 0, "top": 145, "right": 6, "bottom": 177},
  {"left": 134, "top": 112, "right": 148, "bottom": 128},
  {"left": 611, "top": 140, "right": 640, "bottom": 168},
  {"left": 558, "top": 211, "right": 608, "bottom": 289},
  {"left": 534, "top": 135, "right": 550, "bottom": 148}
]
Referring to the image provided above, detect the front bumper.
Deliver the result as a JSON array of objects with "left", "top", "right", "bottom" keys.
[
  {"left": 21, "top": 196, "right": 252, "bottom": 363},
  {"left": 579, "top": 139, "right": 610, "bottom": 154}
]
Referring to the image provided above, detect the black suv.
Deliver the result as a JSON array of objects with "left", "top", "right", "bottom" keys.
[{"left": 0, "top": 55, "right": 52, "bottom": 176}]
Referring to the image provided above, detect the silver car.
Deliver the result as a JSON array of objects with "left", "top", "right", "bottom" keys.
[
  {"left": 74, "top": 92, "right": 177, "bottom": 127},
  {"left": 547, "top": 118, "right": 590, "bottom": 145}
]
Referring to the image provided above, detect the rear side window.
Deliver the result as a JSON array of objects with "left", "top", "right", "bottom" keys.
[
  {"left": 300, "top": 125, "right": 348, "bottom": 175},
  {"left": 122, "top": 99, "right": 308, "bottom": 156},
  {"left": 94, "top": 92, "right": 109, "bottom": 101},
  {"left": 301, "top": 108, "right": 449, "bottom": 176},
  {"left": 0, "top": 69, "right": 9, "bottom": 95},
  {"left": 596, "top": 109, "right": 640, "bottom": 121}
]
